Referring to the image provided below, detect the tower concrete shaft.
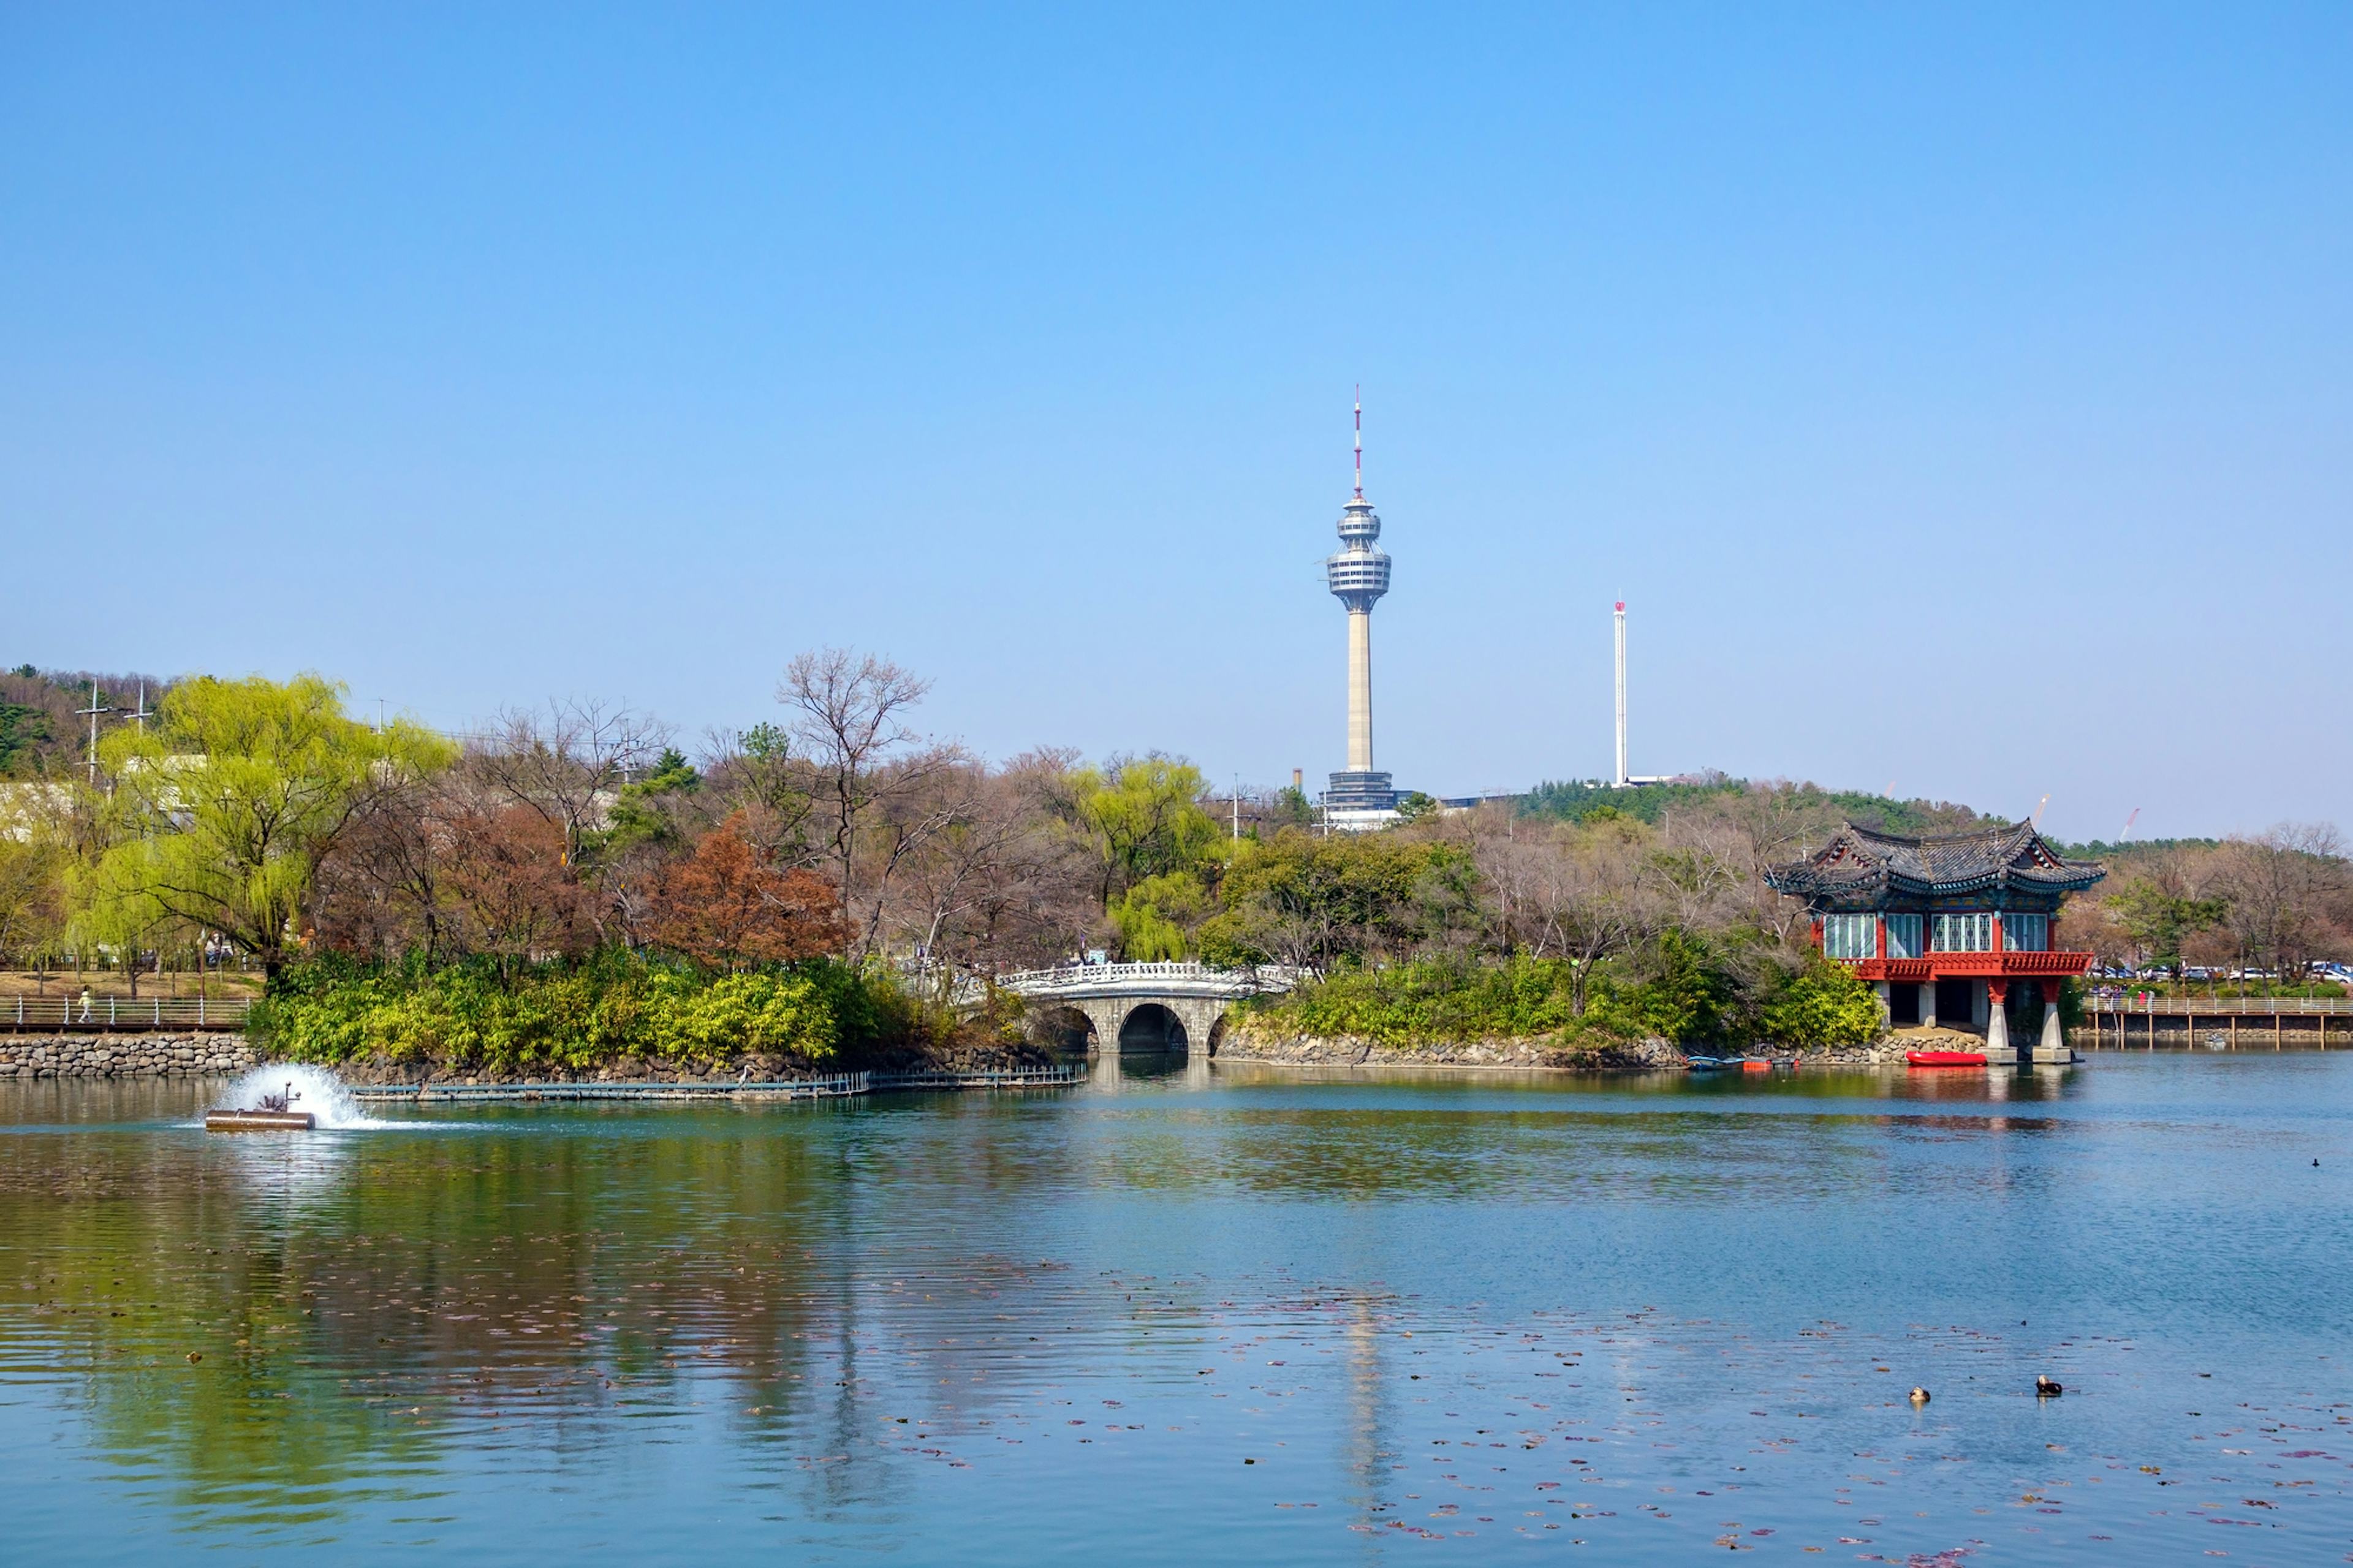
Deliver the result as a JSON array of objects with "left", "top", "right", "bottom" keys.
[{"left": 1346, "top": 607, "right": 1373, "bottom": 771}]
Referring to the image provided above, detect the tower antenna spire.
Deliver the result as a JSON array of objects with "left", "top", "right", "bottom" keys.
[{"left": 1352, "top": 385, "right": 1363, "bottom": 499}]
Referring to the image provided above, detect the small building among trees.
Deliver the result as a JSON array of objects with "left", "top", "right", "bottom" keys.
[{"left": 1767, "top": 822, "right": 2105, "bottom": 1062}]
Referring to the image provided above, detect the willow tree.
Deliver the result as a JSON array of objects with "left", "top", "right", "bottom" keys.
[
  {"left": 1071, "top": 755, "right": 1220, "bottom": 911},
  {"left": 88, "top": 674, "right": 455, "bottom": 982}
]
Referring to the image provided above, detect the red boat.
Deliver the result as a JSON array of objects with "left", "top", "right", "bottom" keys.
[{"left": 1905, "top": 1050, "right": 1987, "bottom": 1068}]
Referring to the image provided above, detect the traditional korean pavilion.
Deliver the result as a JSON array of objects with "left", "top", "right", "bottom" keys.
[{"left": 1765, "top": 822, "right": 2106, "bottom": 1062}]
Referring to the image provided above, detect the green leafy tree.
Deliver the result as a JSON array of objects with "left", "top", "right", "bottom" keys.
[
  {"left": 1393, "top": 790, "right": 1438, "bottom": 824},
  {"left": 1590, "top": 928, "right": 1738, "bottom": 1044},
  {"left": 1108, "top": 870, "right": 1212, "bottom": 960},
  {"left": 1758, "top": 957, "right": 1885, "bottom": 1049},
  {"left": 1072, "top": 755, "right": 1219, "bottom": 908},
  {"left": 2106, "top": 877, "right": 2227, "bottom": 975},
  {"left": 0, "top": 700, "right": 53, "bottom": 777},
  {"left": 602, "top": 746, "right": 702, "bottom": 854},
  {"left": 64, "top": 859, "right": 177, "bottom": 997},
  {"left": 89, "top": 674, "right": 455, "bottom": 982},
  {"left": 1199, "top": 828, "right": 1468, "bottom": 969},
  {"left": 0, "top": 834, "right": 64, "bottom": 972}
]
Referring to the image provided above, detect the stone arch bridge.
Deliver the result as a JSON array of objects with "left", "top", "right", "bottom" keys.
[{"left": 993, "top": 962, "right": 1303, "bottom": 1075}]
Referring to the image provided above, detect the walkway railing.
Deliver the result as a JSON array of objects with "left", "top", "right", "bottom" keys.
[
  {"left": 353, "top": 1074, "right": 872, "bottom": 1102},
  {"left": 2086, "top": 995, "right": 2353, "bottom": 1015},
  {"left": 868, "top": 1064, "right": 1089, "bottom": 1090},
  {"left": 347, "top": 1065, "right": 1089, "bottom": 1103},
  {"left": 8, "top": 995, "right": 253, "bottom": 1032}
]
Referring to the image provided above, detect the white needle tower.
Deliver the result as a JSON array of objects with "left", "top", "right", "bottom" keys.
[{"left": 1325, "top": 391, "right": 1395, "bottom": 813}]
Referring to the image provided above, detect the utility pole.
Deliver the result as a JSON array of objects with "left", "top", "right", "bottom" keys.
[
  {"left": 127, "top": 680, "right": 153, "bottom": 734},
  {"left": 1232, "top": 775, "right": 1240, "bottom": 841},
  {"left": 75, "top": 681, "right": 113, "bottom": 787}
]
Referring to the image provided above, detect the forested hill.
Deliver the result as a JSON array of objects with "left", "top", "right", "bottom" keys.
[
  {"left": 0, "top": 667, "right": 173, "bottom": 779},
  {"left": 1521, "top": 776, "right": 1999, "bottom": 837}
]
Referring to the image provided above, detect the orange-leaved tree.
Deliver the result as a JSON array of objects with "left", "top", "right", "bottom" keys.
[{"left": 652, "top": 814, "right": 844, "bottom": 970}]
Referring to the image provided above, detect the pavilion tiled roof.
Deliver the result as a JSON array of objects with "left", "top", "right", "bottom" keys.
[{"left": 1764, "top": 821, "right": 2106, "bottom": 902}]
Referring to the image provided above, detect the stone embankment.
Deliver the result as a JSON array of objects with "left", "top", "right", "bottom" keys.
[
  {"left": 1217, "top": 1028, "right": 1687, "bottom": 1072},
  {"left": 1217, "top": 1026, "right": 1950, "bottom": 1069},
  {"left": 0, "top": 1033, "right": 256, "bottom": 1078}
]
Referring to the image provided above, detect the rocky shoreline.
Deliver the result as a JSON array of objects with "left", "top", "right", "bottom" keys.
[
  {"left": 1211, "top": 1026, "right": 1955, "bottom": 1070},
  {"left": 1213, "top": 1029, "right": 1690, "bottom": 1072}
]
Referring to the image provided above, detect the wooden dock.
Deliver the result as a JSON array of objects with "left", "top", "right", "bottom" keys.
[{"left": 2084, "top": 998, "right": 2349, "bottom": 1051}]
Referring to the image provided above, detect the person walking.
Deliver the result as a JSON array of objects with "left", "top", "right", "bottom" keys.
[{"left": 77, "top": 987, "right": 93, "bottom": 1023}]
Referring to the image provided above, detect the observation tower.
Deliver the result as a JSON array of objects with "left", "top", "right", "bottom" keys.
[{"left": 1325, "top": 393, "right": 1395, "bottom": 814}]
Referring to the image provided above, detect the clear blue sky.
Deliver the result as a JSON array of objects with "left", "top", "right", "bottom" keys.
[{"left": 5, "top": 4, "right": 2347, "bottom": 841}]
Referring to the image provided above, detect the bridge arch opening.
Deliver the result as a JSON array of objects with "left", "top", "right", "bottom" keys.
[
  {"left": 1030, "top": 1005, "right": 1097, "bottom": 1058},
  {"left": 1118, "top": 1002, "right": 1189, "bottom": 1058}
]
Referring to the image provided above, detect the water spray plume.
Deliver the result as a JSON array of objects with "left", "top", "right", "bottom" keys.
[{"left": 219, "top": 1064, "right": 382, "bottom": 1130}]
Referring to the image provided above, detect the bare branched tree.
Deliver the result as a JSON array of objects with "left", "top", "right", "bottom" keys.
[
  {"left": 2216, "top": 822, "right": 2351, "bottom": 982},
  {"left": 781, "top": 649, "right": 955, "bottom": 950},
  {"left": 474, "top": 699, "right": 670, "bottom": 869},
  {"left": 877, "top": 759, "right": 1050, "bottom": 988},
  {"left": 1517, "top": 820, "right": 1659, "bottom": 1013}
]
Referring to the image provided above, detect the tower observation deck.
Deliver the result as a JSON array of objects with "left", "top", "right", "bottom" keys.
[{"left": 1325, "top": 395, "right": 1395, "bottom": 814}]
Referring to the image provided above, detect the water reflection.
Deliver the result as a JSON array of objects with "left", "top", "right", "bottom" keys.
[{"left": 1, "top": 1059, "right": 2347, "bottom": 1562}]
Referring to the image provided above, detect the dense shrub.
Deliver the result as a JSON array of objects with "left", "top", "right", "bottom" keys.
[
  {"left": 1756, "top": 957, "right": 1885, "bottom": 1049},
  {"left": 1585, "top": 929, "right": 1743, "bottom": 1045},
  {"left": 1246, "top": 955, "right": 1593, "bottom": 1048},
  {"left": 252, "top": 952, "right": 892, "bottom": 1072}
]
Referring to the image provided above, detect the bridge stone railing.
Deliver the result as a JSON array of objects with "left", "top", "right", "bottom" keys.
[{"left": 993, "top": 961, "right": 1306, "bottom": 1001}]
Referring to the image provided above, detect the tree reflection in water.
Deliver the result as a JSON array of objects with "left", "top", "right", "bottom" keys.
[{"left": 2, "top": 1059, "right": 2347, "bottom": 1562}]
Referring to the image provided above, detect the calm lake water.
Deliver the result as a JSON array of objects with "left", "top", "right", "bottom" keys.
[{"left": 2, "top": 1056, "right": 2348, "bottom": 1564}]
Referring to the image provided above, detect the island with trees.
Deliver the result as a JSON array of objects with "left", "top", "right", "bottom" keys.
[{"left": 0, "top": 656, "right": 2346, "bottom": 1080}]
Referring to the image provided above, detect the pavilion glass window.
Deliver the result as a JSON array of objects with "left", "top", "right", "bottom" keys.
[
  {"left": 2006, "top": 913, "right": 2048, "bottom": 952},
  {"left": 1931, "top": 912, "right": 1991, "bottom": 953},
  {"left": 1822, "top": 913, "right": 1877, "bottom": 960},
  {"left": 1884, "top": 914, "right": 1923, "bottom": 959}
]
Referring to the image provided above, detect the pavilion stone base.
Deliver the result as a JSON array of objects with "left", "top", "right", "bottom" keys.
[
  {"left": 1984, "top": 1007, "right": 2017, "bottom": 1067},
  {"left": 2032, "top": 1007, "right": 2074, "bottom": 1065}
]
